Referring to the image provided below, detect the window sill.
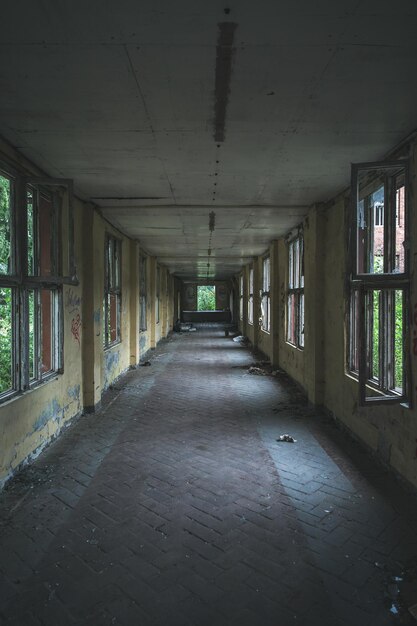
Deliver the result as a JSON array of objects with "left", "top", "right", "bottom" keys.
[
  {"left": 285, "top": 341, "right": 304, "bottom": 351},
  {"left": 104, "top": 340, "right": 121, "bottom": 351},
  {"left": 0, "top": 374, "right": 60, "bottom": 407}
]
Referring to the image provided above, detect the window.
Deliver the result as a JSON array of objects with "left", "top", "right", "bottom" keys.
[
  {"left": 0, "top": 171, "right": 73, "bottom": 401},
  {"left": 104, "top": 235, "right": 121, "bottom": 347},
  {"left": 261, "top": 257, "right": 270, "bottom": 332},
  {"left": 239, "top": 274, "right": 243, "bottom": 320},
  {"left": 287, "top": 234, "right": 304, "bottom": 348},
  {"left": 139, "top": 255, "right": 147, "bottom": 332},
  {"left": 156, "top": 264, "right": 160, "bottom": 324},
  {"left": 197, "top": 285, "right": 216, "bottom": 310},
  {"left": 349, "top": 160, "right": 409, "bottom": 405},
  {"left": 248, "top": 267, "right": 254, "bottom": 325}
]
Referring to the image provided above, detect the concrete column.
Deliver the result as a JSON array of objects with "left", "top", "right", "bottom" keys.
[
  {"left": 82, "top": 207, "right": 104, "bottom": 411},
  {"left": 150, "top": 257, "right": 157, "bottom": 349},
  {"left": 304, "top": 205, "right": 325, "bottom": 405},
  {"left": 129, "top": 240, "right": 139, "bottom": 367}
]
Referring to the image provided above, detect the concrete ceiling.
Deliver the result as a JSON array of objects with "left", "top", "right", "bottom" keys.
[{"left": 1, "top": 1, "right": 417, "bottom": 279}]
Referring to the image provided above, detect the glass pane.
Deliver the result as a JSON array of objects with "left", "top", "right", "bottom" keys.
[
  {"left": 299, "top": 293, "right": 304, "bottom": 348},
  {"left": 356, "top": 164, "right": 407, "bottom": 275},
  {"left": 394, "top": 290, "right": 403, "bottom": 392},
  {"left": 300, "top": 238, "right": 304, "bottom": 289},
  {"left": 294, "top": 239, "right": 300, "bottom": 288},
  {"left": 140, "top": 296, "right": 147, "bottom": 331},
  {"left": 395, "top": 179, "right": 405, "bottom": 273},
  {"left": 288, "top": 243, "right": 294, "bottom": 289},
  {"left": 357, "top": 174, "right": 385, "bottom": 274},
  {"left": 0, "top": 287, "right": 13, "bottom": 393},
  {"left": 28, "top": 290, "right": 36, "bottom": 380},
  {"left": 349, "top": 289, "right": 360, "bottom": 372},
  {"left": 248, "top": 296, "right": 253, "bottom": 324},
  {"left": 27, "top": 188, "right": 35, "bottom": 275},
  {"left": 249, "top": 268, "right": 253, "bottom": 293},
  {"left": 108, "top": 239, "right": 114, "bottom": 289},
  {"left": 109, "top": 293, "right": 118, "bottom": 343},
  {"left": 367, "top": 290, "right": 380, "bottom": 381},
  {"left": 41, "top": 289, "right": 53, "bottom": 374},
  {"left": 114, "top": 240, "right": 120, "bottom": 288},
  {"left": 0, "top": 175, "right": 12, "bottom": 275},
  {"left": 287, "top": 294, "right": 295, "bottom": 344},
  {"left": 39, "top": 193, "right": 53, "bottom": 276}
]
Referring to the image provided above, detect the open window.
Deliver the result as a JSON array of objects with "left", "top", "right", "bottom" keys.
[
  {"left": 0, "top": 170, "right": 74, "bottom": 401},
  {"left": 348, "top": 160, "right": 409, "bottom": 405},
  {"left": 104, "top": 235, "right": 121, "bottom": 347},
  {"left": 261, "top": 256, "right": 270, "bottom": 332},
  {"left": 239, "top": 274, "right": 243, "bottom": 320},
  {"left": 287, "top": 233, "right": 304, "bottom": 349},
  {"left": 248, "top": 267, "right": 254, "bottom": 325}
]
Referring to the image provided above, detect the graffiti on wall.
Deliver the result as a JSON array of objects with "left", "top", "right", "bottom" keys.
[{"left": 71, "top": 314, "right": 82, "bottom": 346}]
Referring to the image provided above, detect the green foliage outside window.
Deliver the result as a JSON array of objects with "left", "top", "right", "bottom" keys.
[
  {"left": 0, "top": 175, "right": 12, "bottom": 393},
  {"left": 197, "top": 285, "right": 216, "bottom": 311}
]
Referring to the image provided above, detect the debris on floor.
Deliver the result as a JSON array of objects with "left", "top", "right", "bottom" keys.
[
  {"left": 140, "top": 361, "right": 152, "bottom": 367},
  {"left": 232, "top": 335, "right": 248, "bottom": 343},
  {"left": 277, "top": 434, "right": 297, "bottom": 443},
  {"left": 248, "top": 366, "right": 266, "bottom": 375},
  {"left": 247, "top": 361, "right": 284, "bottom": 377}
]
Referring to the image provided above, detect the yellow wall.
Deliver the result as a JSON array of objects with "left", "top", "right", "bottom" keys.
[
  {"left": 237, "top": 138, "right": 417, "bottom": 489},
  {"left": 0, "top": 141, "right": 176, "bottom": 487}
]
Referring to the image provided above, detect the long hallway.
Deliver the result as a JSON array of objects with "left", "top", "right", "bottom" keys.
[{"left": 1, "top": 327, "right": 417, "bottom": 625}]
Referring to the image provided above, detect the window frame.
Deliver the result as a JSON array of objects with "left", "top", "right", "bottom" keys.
[
  {"left": 139, "top": 254, "right": 147, "bottom": 332},
  {"left": 103, "top": 234, "right": 122, "bottom": 348},
  {"left": 0, "top": 166, "right": 73, "bottom": 403},
  {"left": 248, "top": 266, "right": 254, "bottom": 325},
  {"left": 286, "top": 231, "right": 304, "bottom": 349},
  {"left": 348, "top": 159, "right": 410, "bottom": 406},
  {"left": 261, "top": 256, "right": 271, "bottom": 333},
  {"left": 239, "top": 274, "right": 244, "bottom": 321},
  {"left": 156, "top": 264, "right": 160, "bottom": 324}
]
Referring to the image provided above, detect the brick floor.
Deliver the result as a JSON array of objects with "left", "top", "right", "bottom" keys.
[{"left": 0, "top": 327, "right": 417, "bottom": 625}]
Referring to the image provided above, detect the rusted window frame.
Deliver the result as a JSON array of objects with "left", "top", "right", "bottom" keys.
[
  {"left": 286, "top": 230, "right": 304, "bottom": 350},
  {"left": 0, "top": 166, "right": 73, "bottom": 402},
  {"left": 103, "top": 234, "right": 122, "bottom": 348},
  {"left": 349, "top": 160, "right": 410, "bottom": 406}
]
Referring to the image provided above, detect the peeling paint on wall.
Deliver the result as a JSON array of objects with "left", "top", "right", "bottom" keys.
[
  {"left": 32, "top": 398, "right": 62, "bottom": 433},
  {"left": 93, "top": 308, "right": 101, "bottom": 324},
  {"left": 67, "top": 384, "right": 81, "bottom": 404}
]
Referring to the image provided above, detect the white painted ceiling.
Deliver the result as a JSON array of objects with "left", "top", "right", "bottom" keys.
[{"left": 1, "top": 0, "right": 417, "bottom": 278}]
